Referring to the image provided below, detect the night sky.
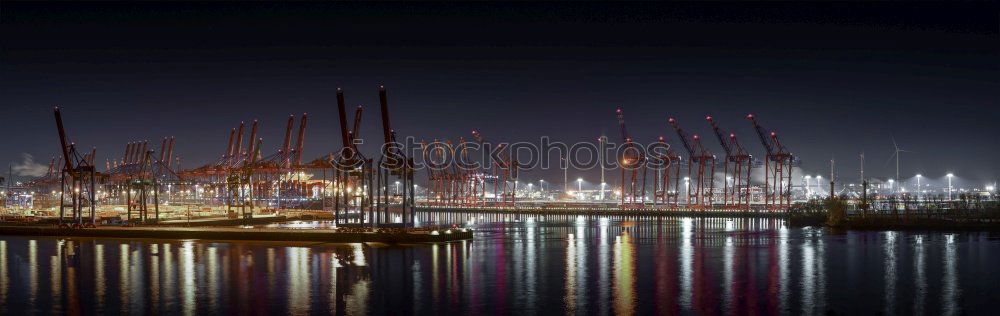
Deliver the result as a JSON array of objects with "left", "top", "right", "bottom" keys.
[{"left": 2, "top": 2, "right": 997, "bottom": 187}]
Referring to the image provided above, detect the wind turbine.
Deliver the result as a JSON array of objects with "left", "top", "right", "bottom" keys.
[{"left": 885, "top": 135, "right": 912, "bottom": 194}]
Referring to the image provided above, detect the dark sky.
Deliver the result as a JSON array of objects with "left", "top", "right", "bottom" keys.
[{"left": 2, "top": 2, "right": 998, "bottom": 187}]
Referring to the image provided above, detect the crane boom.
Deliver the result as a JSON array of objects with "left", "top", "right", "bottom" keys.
[
  {"left": 351, "top": 106, "right": 363, "bottom": 143},
  {"left": 336, "top": 88, "right": 352, "bottom": 148},
  {"left": 615, "top": 106, "right": 632, "bottom": 144},
  {"left": 378, "top": 86, "right": 394, "bottom": 145},
  {"left": 123, "top": 142, "right": 133, "bottom": 166},
  {"left": 282, "top": 114, "right": 294, "bottom": 157},
  {"left": 159, "top": 137, "right": 168, "bottom": 163},
  {"left": 53, "top": 106, "right": 74, "bottom": 169},
  {"left": 225, "top": 128, "right": 235, "bottom": 161},
  {"left": 706, "top": 116, "right": 734, "bottom": 157},
  {"left": 337, "top": 88, "right": 351, "bottom": 148},
  {"left": 246, "top": 120, "right": 259, "bottom": 164},
  {"left": 166, "top": 137, "right": 175, "bottom": 168},
  {"left": 137, "top": 141, "right": 147, "bottom": 164},
  {"left": 378, "top": 85, "right": 405, "bottom": 165},
  {"left": 294, "top": 113, "right": 308, "bottom": 165},
  {"left": 668, "top": 117, "right": 696, "bottom": 157},
  {"left": 747, "top": 114, "right": 776, "bottom": 156},
  {"left": 233, "top": 122, "right": 245, "bottom": 165}
]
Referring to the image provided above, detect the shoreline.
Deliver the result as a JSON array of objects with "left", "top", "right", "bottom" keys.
[{"left": 0, "top": 225, "right": 473, "bottom": 243}]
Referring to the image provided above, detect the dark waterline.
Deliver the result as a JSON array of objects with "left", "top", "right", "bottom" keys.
[{"left": 1, "top": 214, "right": 997, "bottom": 315}]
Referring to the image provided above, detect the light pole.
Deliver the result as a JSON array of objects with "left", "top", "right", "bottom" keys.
[
  {"left": 395, "top": 181, "right": 400, "bottom": 195},
  {"left": 577, "top": 178, "right": 583, "bottom": 200},
  {"left": 725, "top": 176, "right": 733, "bottom": 202},
  {"left": 916, "top": 174, "right": 922, "bottom": 200},
  {"left": 684, "top": 177, "right": 691, "bottom": 206},
  {"left": 561, "top": 156, "right": 568, "bottom": 194},
  {"left": 888, "top": 178, "right": 894, "bottom": 194},
  {"left": 539, "top": 179, "right": 545, "bottom": 193},
  {"left": 804, "top": 175, "right": 812, "bottom": 198},
  {"left": 600, "top": 182, "right": 606, "bottom": 201},
  {"left": 815, "top": 175, "right": 823, "bottom": 197},
  {"left": 599, "top": 136, "right": 606, "bottom": 193},
  {"left": 947, "top": 173, "right": 954, "bottom": 201}
]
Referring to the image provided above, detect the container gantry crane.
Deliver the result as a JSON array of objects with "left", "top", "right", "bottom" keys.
[
  {"left": 669, "top": 117, "right": 716, "bottom": 209},
  {"left": 375, "top": 85, "right": 415, "bottom": 227},
  {"left": 53, "top": 106, "right": 97, "bottom": 228},
  {"left": 455, "top": 136, "right": 485, "bottom": 207},
  {"left": 747, "top": 114, "right": 795, "bottom": 210},
  {"left": 421, "top": 138, "right": 453, "bottom": 206},
  {"left": 332, "top": 88, "right": 374, "bottom": 226},
  {"left": 651, "top": 135, "right": 681, "bottom": 208},
  {"left": 615, "top": 106, "right": 647, "bottom": 208},
  {"left": 471, "top": 129, "right": 517, "bottom": 207},
  {"left": 707, "top": 115, "right": 752, "bottom": 209},
  {"left": 421, "top": 136, "right": 484, "bottom": 207}
]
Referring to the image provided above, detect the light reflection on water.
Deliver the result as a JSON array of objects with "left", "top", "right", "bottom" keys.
[{"left": 0, "top": 214, "right": 998, "bottom": 314}]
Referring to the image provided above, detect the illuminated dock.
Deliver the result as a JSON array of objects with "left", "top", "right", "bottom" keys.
[
  {"left": 416, "top": 206, "right": 787, "bottom": 218},
  {"left": 0, "top": 225, "right": 473, "bottom": 243}
]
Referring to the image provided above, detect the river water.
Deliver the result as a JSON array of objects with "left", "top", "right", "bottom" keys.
[{"left": 0, "top": 214, "right": 997, "bottom": 315}]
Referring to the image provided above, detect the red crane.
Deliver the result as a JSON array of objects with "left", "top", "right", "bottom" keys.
[
  {"left": 375, "top": 85, "right": 415, "bottom": 226},
  {"left": 471, "top": 129, "right": 517, "bottom": 207},
  {"left": 707, "top": 115, "right": 752, "bottom": 209},
  {"left": 615, "top": 106, "right": 647, "bottom": 208},
  {"left": 669, "top": 117, "right": 716, "bottom": 209},
  {"left": 293, "top": 114, "right": 308, "bottom": 166},
  {"left": 421, "top": 138, "right": 453, "bottom": 206},
  {"left": 651, "top": 135, "right": 682, "bottom": 208},
  {"left": 455, "top": 136, "right": 485, "bottom": 207},
  {"left": 53, "top": 106, "right": 97, "bottom": 228},
  {"left": 747, "top": 114, "right": 795, "bottom": 210},
  {"left": 280, "top": 115, "right": 295, "bottom": 168},
  {"left": 332, "top": 88, "right": 373, "bottom": 226}
]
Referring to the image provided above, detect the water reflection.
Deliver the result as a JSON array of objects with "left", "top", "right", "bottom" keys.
[
  {"left": 942, "top": 234, "right": 960, "bottom": 316},
  {"left": 883, "top": 231, "right": 898, "bottom": 315},
  {"left": 287, "top": 247, "right": 311, "bottom": 316},
  {"left": 679, "top": 217, "right": 693, "bottom": 310},
  {"left": 181, "top": 241, "right": 195, "bottom": 316},
  {"left": 0, "top": 214, "right": 995, "bottom": 314},
  {"left": 0, "top": 240, "right": 7, "bottom": 313},
  {"left": 913, "top": 235, "right": 926, "bottom": 316},
  {"left": 613, "top": 230, "right": 636, "bottom": 315}
]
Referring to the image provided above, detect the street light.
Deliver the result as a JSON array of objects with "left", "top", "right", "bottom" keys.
[
  {"left": 816, "top": 175, "right": 823, "bottom": 197},
  {"left": 947, "top": 173, "right": 954, "bottom": 200},
  {"left": 916, "top": 174, "right": 922, "bottom": 200},
  {"left": 804, "top": 175, "right": 812, "bottom": 197},
  {"left": 684, "top": 177, "right": 691, "bottom": 206},
  {"left": 539, "top": 179, "right": 545, "bottom": 193}
]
